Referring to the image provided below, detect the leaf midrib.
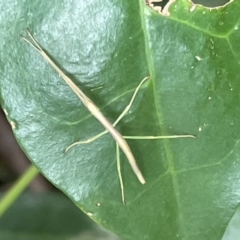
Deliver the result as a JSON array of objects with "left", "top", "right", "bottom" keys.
[{"left": 138, "top": 0, "right": 183, "bottom": 235}]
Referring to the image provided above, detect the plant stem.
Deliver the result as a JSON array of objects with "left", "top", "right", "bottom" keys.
[{"left": 0, "top": 165, "right": 39, "bottom": 217}]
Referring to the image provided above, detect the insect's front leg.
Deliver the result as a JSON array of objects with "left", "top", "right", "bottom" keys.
[{"left": 65, "top": 76, "right": 150, "bottom": 152}]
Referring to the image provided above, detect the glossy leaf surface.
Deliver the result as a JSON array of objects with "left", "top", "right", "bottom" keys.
[{"left": 0, "top": 1, "right": 239, "bottom": 239}]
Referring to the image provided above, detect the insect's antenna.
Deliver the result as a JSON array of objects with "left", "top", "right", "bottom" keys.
[{"left": 20, "top": 29, "right": 42, "bottom": 53}]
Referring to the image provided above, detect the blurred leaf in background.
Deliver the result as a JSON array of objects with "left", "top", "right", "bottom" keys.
[{"left": 0, "top": 193, "right": 121, "bottom": 240}]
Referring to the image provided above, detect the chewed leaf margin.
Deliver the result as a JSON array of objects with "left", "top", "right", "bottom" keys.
[{"left": 147, "top": 0, "right": 234, "bottom": 16}]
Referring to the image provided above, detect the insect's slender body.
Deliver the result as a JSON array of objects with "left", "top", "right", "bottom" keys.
[
  {"left": 21, "top": 30, "right": 195, "bottom": 203},
  {"left": 21, "top": 30, "right": 146, "bottom": 184}
]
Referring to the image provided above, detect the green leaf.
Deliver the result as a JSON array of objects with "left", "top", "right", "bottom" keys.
[{"left": 0, "top": 0, "right": 239, "bottom": 239}]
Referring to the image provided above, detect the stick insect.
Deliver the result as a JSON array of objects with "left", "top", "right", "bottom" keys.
[{"left": 21, "top": 29, "right": 195, "bottom": 203}]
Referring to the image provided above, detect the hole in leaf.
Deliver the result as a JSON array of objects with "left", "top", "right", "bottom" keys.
[
  {"left": 147, "top": 0, "right": 176, "bottom": 16},
  {"left": 148, "top": 0, "right": 232, "bottom": 14},
  {"left": 192, "top": 0, "right": 231, "bottom": 8},
  {"left": 149, "top": 0, "right": 169, "bottom": 9}
]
